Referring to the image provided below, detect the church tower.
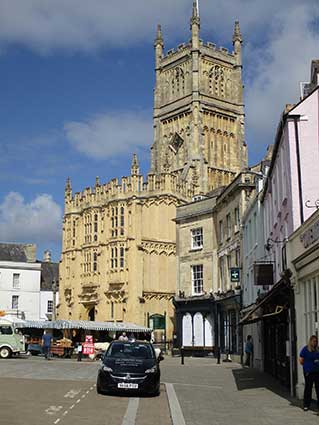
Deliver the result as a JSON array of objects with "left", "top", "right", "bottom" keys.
[{"left": 150, "top": 3, "right": 247, "bottom": 193}]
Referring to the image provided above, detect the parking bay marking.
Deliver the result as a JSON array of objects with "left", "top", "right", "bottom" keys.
[
  {"left": 64, "top": 389, "right": 81, "bottom": 399},
  {"left": 121, "top": 398, "right": 139, "bottom": 425},
  {"left": 165, "top": 383, "right": 186, "bottom": 425},
  {"left": 45, "top": 406, "right": 63, "bottom": 416}
]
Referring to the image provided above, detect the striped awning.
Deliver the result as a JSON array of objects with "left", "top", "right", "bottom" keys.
[{"left": 15, "top": 319, "right": 151, "bottom": 333}]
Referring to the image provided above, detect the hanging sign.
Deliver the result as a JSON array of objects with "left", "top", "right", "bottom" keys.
[{"left": 230, "top": 268, "right": 240, "bottom": 282}]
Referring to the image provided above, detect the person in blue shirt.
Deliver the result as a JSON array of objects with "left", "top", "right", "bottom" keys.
[
  {"left": 299, "top": 335, "right": 319, "bottom": 411},
  {"left": 244, "top": 335, "right": 253, "bottom": 367},
  {"left": 42, "top": 330, "right": 52, "bottom": 360}
]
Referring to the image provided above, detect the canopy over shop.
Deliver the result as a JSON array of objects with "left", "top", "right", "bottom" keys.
[{"left": 14, "top": 320, "right": 152, "bottom": 357}]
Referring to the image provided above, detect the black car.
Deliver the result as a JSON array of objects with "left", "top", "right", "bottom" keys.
[{"left": 97, "top": 340, "right": 163, "bottom": 396}]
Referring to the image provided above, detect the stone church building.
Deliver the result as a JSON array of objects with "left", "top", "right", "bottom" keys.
[{"left": 57, "top": 3, "right": 247, "bottom": 339}]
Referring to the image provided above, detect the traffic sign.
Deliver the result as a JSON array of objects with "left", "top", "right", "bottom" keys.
[{"left": 230, "top": 268, "right": 240, "bottom": 282}]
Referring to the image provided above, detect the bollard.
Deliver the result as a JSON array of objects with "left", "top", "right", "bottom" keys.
[
  {"left": 181, "top": 348, "right": 184, "bottom": 365},
  {"left": 216, "top": 347, "right": 221, "bottom": 364}
]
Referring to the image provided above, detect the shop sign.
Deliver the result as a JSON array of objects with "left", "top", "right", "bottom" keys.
[
  {"left": 230, "top": 268, "right": 240, "bottom": 282},
  {"left": 83, "top": 335, "right": 94, "bottom": 355},
  {"left": 254, "top": 263, "right": 274, "bottom": 286},
  {"left": 300, "top": 219, "right": 319, "bottom": 249}
]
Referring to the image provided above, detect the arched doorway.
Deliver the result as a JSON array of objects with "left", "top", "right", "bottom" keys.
[
  {"left": 182, "top": 313, "right": 192, "bottom": 346},
  {"left": 193, "top": 312, "right": 204, "bottom": 346},
  {"left": 88, "top": 307, "right": 95, "bottom": 321}
]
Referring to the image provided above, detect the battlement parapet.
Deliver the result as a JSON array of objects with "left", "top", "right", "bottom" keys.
[{"left": 65, "top": 172, "right": 194, "bottom": 213}]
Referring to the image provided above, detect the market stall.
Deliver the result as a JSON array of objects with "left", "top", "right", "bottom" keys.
[{"left": 15, "top": 320, "right": 152, "bottom": 358}]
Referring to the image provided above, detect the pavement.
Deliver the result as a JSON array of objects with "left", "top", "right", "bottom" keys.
[{"left": 0, "top": 355, "right": 318, "bottom": 425}]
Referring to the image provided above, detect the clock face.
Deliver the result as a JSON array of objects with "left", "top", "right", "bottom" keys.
[{"left": 169, "top": 132, "right": 184, "bottom": 154}]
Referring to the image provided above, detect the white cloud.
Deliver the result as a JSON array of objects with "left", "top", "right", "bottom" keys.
[
  {"left": 0, "top": 192, "right": 62, "bottom": 244},
  {"left": 64, "top": 111, "right": 152, "bottom": 159},
  {"left": 243, "top": 3, "right": 319, "bottom": 153},
  {"left": 0, "top": 0, "right": 189, "bottom": 53},
  {"left": 1, "top": 1, "right": 318, "bottom": 161}
]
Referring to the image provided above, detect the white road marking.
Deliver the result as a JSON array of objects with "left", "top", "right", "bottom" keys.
[
  {"left": 86, "top": 390, "right": 90, "bottom": 394},
  {"left": 45, "top": 406, "right": 63, "bottom": 415},
  {"left": 54, "top": 419, "right": 60, "bottom": 425},
  {"left": 165, "top": 383, "right": 186, "bottom": 425},
  {"left": 76, "top": 398, "right": 81, "bottom": 404},
  {"left": 168, "top": 382, "right": 222, "bottom": 390},
  {"left": 64, "top": 389, "right": 81, "bottom": 399},
  {"left": 90, "top": 386, "right": 94, "bottom": 390},
  {"left": 81, "top": 394, "right": 86, "bottom": 399},
  {"left": 63, "top": 411, "right": 68, "bottom": 416},
  {"left": 70, "top": 404, "right": 75, "bottom": 410},
  {"left": 121, "top": 397, "right": 139, "bottom": 425}
]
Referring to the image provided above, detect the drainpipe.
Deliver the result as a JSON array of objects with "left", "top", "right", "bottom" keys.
[{"left": 291, "top": 115, "right": 304, "bottom": 225}]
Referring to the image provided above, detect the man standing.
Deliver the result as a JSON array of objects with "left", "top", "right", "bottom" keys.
[
  {"left": 42, "top": 330, "right": 52, "bottom": 360},
  {"left": 118, "top": 332, "right": 128, "bottom": 341},
  {"left": 77, "top": 342, "right": 83, "bottom": 362},
  {"left": 244, "top": 335, "right": 253, "bottom": 367}
]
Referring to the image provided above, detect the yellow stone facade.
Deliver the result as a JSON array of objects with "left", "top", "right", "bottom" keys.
[
  {"left": 57, "top": 4, "right": 247, "bottom": 339},
  {"left": 58, "top": 167, "right": 192, "bottom": 338}
]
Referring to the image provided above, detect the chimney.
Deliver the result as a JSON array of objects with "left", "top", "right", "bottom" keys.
[
  {"left": 43, "top": 250, "right": 51, "bottom": 263},
  {"left": 24, "top": 244, "right": 37, "bottom": 263}
]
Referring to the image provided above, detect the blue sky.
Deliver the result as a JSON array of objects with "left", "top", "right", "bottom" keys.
[{"left": 0, "top": 0, "right": 318, "bottom": 262}]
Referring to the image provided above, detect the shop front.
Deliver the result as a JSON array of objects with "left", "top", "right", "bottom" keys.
[
  {"left": 173, "top": 295, "right": 215, "bottom": 356},
  {"left": 240, "top": 277, "right": 297, "bottom": 393},
  {"left": 287, "top": 209, "right": 319, "bottom": 398}
]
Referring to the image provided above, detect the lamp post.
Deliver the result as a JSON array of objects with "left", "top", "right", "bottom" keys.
[{"left": 52, "top": 280, "right": 57, "bottom": 321}]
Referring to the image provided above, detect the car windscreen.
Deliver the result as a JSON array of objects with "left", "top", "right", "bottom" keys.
[{"left": 106, "top": 343, "right": 154, "bottom": 359}]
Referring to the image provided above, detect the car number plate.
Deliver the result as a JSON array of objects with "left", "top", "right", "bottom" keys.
[{"left": 118, "top": 383, "right": 138, "bottom": 389}]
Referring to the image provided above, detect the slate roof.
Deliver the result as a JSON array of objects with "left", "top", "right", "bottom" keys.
[
  {"left": 0, "top": 243, "right": 28, "bottom": 262},
  {"left": 40, "top": 262, "right": 59, "bottom": 291}
]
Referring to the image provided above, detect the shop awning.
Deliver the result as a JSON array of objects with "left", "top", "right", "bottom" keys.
[
  {"left": 239, "top": 279, "right": 290, "bottom": 325},
  {"left": 14, "top": 319, "right": 151, "bottom": 333}
]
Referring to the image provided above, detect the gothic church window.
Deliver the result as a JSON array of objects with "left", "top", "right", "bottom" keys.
[
  {"left": 172, "top": 67, "right": 185, "bottom": 98},
  {"left": 209, "top": 65, "right": 225, "bottom": 98},
  {"left": 93, "top": 252, "right": 98, "bottom": 272},
  {"left": 120, "top": 207, "right": 125, "bottom": 236},
  {"left": 111, "top": 247, "right": 118, "bottom": 269},
  {"left": 120, "top": 246, "right": 125, "bottom": 268}
]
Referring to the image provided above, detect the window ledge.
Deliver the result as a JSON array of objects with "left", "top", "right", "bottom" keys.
[
  {"left": 189, "top": 247, "right": 203, "bottom": 252},
  {"left": 192, "top": 292, "right": 205, "bottom": 297}
]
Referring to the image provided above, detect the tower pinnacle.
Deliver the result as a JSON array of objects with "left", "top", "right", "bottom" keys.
[
  {"left": 190, "top": 0, "right": 200, "bottom": 28},
  {"left": 65, "top": 177, "right": 72, "bottom": 199},
  {"left": 131, "top": 153, "right": 140, "bottom": 176},
  {"left": 233, "top": 20, "right": 243, "bottom": 44},
  {"left": 154, "top": 24, "right": 164, "bottom": 47}
]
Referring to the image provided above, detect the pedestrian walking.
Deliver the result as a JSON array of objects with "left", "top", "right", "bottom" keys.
[
  {"left": 42, "top": 330, "right": 52, "bottom": 360},
  {"left": 244, "top": 335, "right": 253, "bottom": 367},
  {"left": 299, "top": 335, "right": 319, "bottom": 412},
  {"left": 77, "top": 342, "right": 83, "bottom": 362}
]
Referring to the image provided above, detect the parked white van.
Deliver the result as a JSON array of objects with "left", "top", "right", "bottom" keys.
[{"left": 0, "top": 319, "right": 25, "bottom": 358}]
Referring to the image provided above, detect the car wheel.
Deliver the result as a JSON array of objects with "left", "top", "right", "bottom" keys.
[
  {"left": 96, "top": 379, "right": 104, "bottom": 395},
  {"left": 151, "top": 386, "right": 160, "bottom": 397},
  {"left": 0, "top": 346, "right": 12, "bottom": 359}
]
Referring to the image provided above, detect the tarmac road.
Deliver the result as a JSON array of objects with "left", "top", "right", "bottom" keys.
[
  {"left": 0, "top": 376, "right": 171, "bottom": 425},
  {"left": 0, "top": 356, "right": 318, "bottom": 425}
]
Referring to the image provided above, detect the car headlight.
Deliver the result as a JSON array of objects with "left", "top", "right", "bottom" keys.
[
  {"left": 102, "top": 366, "right": 113, "bottom": 373},
  {"left": 145, "top": 366, "right": 157, "bottom": 374}
]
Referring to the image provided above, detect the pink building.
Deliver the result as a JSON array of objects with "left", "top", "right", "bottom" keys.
[
  {"left": 241, "top": 60, "right": 319, "bottom": 393},
  {"left": 263, "top": 60, "right": 319, "bottom": 282}
]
